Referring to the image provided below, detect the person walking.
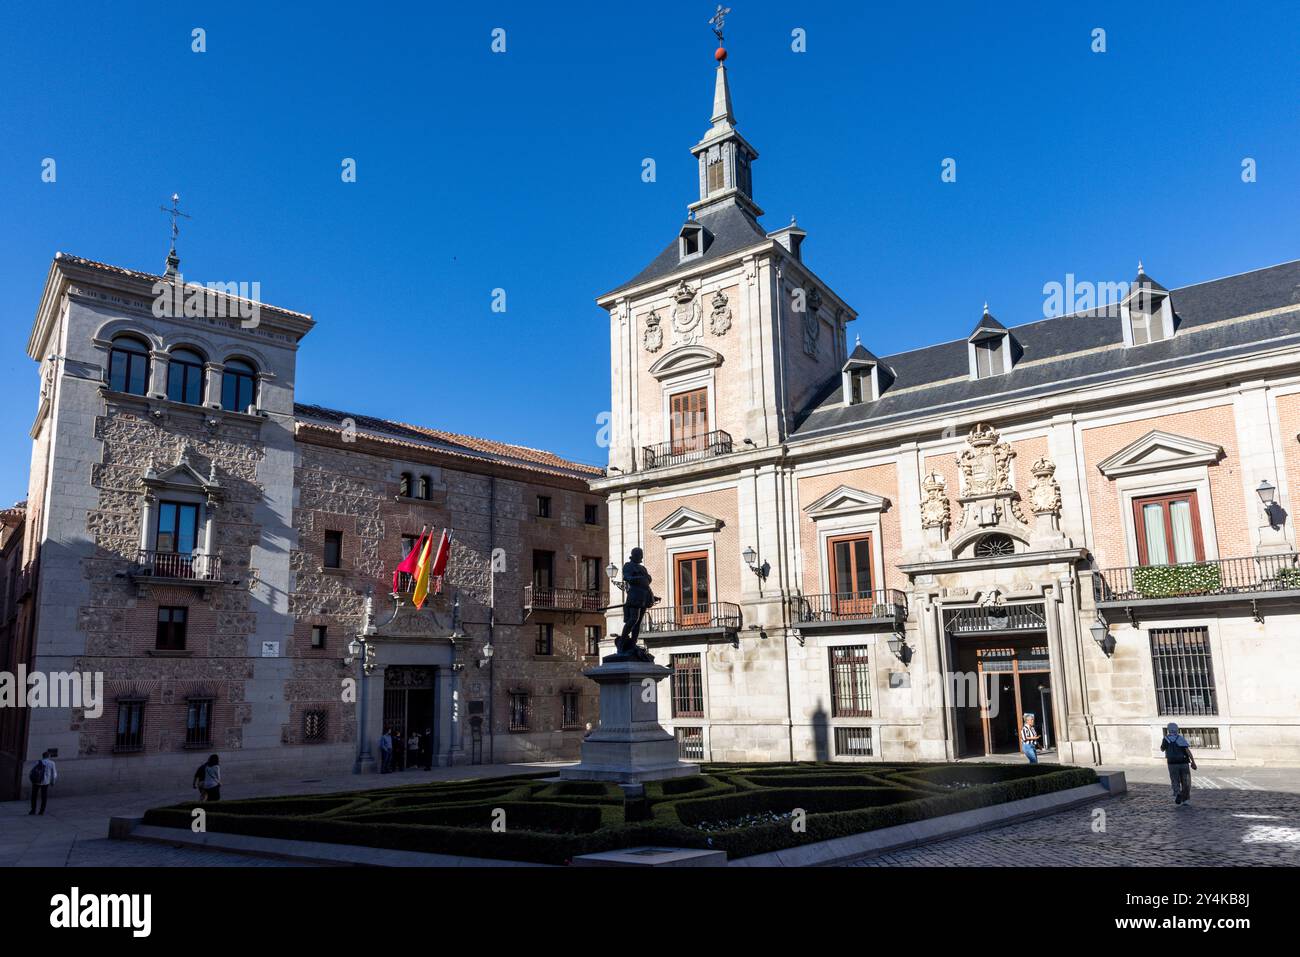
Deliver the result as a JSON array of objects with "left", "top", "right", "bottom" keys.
[
  {"left": 28, "top": 751, "right": 56, "bottom": 815},
  {"left": 1020, "top": 713, "right": 1041, "bottom": 763},
  {"left": 195, "top": 754, "right": 222, "bottom": 802},
  {"left": 379, "top": 728, "right": 394, "bottom": 773},
  {"left": 1160, "top": 722, "right": 1198, "bottom": 805}
]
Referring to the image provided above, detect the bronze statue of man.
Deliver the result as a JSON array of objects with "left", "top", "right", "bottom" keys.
[{"left": 614, "top": 547, "right": 658, "bottom": 660}]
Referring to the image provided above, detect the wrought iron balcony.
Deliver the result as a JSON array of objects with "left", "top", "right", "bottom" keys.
[
  {"left": 1093, "top": 553, "right": 1300, "bottom": 604},
  {"left": 792, "top": 590, "right": 908, "bottom": 628},
  {"left": 943, "top": 602, "right": 1047, "bottom": 634},
  {"left": 641, "top": 430, "right": 733, "bottom": 471},
  {"left": 132, "top": 549, "right": 222, "bottom": 583},
  {"left": 524, "top": 585, "right": 605, "bottom": 614},
  {"left": 642, "top": 601, "right": 742, "bottom": 636}
]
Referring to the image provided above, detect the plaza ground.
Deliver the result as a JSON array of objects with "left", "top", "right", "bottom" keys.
[{"left": 3, "top": 762, "right": 1297, "bottom": 867}]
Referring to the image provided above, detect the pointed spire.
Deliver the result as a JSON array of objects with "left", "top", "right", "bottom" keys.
[{"left": 710, "top": 57, "right": 736, "bottom": 133}]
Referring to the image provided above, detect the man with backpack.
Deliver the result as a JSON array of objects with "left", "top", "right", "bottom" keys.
[
  {"left": 1160, "top": 722, "right": 1198, "bottom": 805},
  {"left": 28, "top": 751, "right": 56, "bottom": 815}
]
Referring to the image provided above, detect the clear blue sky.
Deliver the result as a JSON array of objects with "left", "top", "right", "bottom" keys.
[{"left": 1, "top": 1, "right": 1297, "bottom": 504}]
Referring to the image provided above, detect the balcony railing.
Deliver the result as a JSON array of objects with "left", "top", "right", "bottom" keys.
[
  {"left": 792, "top": 590, "right": 908, "bottom": 626},
  {"left": 133, "top": 549, "right": 222, "bottom": 582},
  {"left": 942, "top": 602, "right": 1047, "bottom": 634},
  {"left": 523, "top": 585, "right": 605, "bottom": 614},
  {"left": 641, "top": 430, "right": 733, "bottom": 471},
  {"left": 1093, "top": 553, "right": 1300, "bottom": 603},
  {"left": 642, "top": 601, "right": 741, "bottom": 634}
]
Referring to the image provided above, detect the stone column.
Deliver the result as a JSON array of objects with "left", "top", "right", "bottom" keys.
[
  {"left": 204, "top": 362, "right": 224, "bottom": 410},
  {"left": 147, "top": 350, "right": 169, "bottom": 399}
]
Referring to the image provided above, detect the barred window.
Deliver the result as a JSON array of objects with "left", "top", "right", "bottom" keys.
[
  {"left": 676, "top": 726, "right": 704, "bottom": 761},
  {"left": 1150, "top": 627, "right": 1218, "bottom": 716},
  {"left": 834, "top": 726, "right": 873, "bottom": 757},
  {"left": 186, "top": 698, "right": 213, "bottom": 748},
  {"left": 509, "top": 692, "right": 530, "bottom": 732},
  {"left": 561, "top": 691, "right": 580, "bottom": 730},
  {"left": 1178, "top": 727, "right": 1221, "bottom": 749},
  {"left": 670, "top": 653, "right": 704, "bottom": 718},
  {"left": 115, "top": 700, "right": 145, "bottom": 752},
  {"left": 304, "top": 710, "right": 328, "bottom": 742},
  {"left": 585, "top": 625, "right": 601, "bottom": 657},
  {"left": 830, "top": 645, "right": 872, "bottom": 717}
]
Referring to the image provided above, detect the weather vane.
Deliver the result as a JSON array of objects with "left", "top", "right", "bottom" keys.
[
  {"left": 709, "top": 5, "right": 731, "bottom": 44},
  {"left": 160, "top": 192, "right": 190, "bottom": 252}
]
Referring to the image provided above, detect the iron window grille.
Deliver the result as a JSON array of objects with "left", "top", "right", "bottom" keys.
[
  {"left": 834, "top": 726, "right": 874, "bottom": 757},
  {"left": 114, "top": 700, "right": 146, "bottom": 753},
  {"left": 1150, "top": 627, "right": 1218, "bottom": 716},
  {"left": 830, "top": 645, "right": 872, "bottom": 717},
  {"left": 303, "top": 710, "right": 328, "bottom": 742},
  {"left": 185, "top": 698, "right": 213, "bottom": 748},
  {"left": 561, "top": 691, "right": 580, "bottom": 730},
  {"left": 509, "top": 692, "right": 530, "bottom": 732},
  {"left": 670, "top": 653, "right": 705, "bottom": 718},
  {"left": 676, "top": 726, "right": 705, "bottom": 761}
]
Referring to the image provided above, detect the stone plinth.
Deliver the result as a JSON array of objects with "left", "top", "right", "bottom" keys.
[{"left": 560, "top": 659, "right": 700, "bottom": 784}]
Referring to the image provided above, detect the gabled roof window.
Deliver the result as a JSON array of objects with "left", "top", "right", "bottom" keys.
[
  {"left": 967, "top": 305, "right": 1017, "bottom": 379},
  {"left": 1121, "top": 262, "right": 1175, "bottom": 346}
]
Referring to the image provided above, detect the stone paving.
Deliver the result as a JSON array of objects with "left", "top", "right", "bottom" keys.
[
  {"left": 0, "top": 761, "right": 571, "bottom": 868},
  {"left": 847, "top": 766, "right": 1300, "bottom": 867}
]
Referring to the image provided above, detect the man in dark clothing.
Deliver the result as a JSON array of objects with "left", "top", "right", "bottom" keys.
[
  {"left": 1160, "top": 722, "right": 1198, "bottom": 805},
  {"left": 28, "top": 751, "right": 56, "bottom": 815}
]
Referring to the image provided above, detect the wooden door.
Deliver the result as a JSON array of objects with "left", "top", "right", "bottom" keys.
[
  {"left": 670, "top": 388, "right": 708, "bottom": 454},
  {"left": 828, "top": 534, "right": 873, "bottom": 617},
  {"left": 674, "top": 551, "right": 710, "bottom": 626}
]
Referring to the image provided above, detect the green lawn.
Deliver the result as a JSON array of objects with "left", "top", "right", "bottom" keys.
[{"left": 143, "top": 762, "right": 1097, "bottom": 864}]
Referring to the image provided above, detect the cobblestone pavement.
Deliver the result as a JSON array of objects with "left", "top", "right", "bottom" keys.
[{"left": 847, "top": 768, "right": 1300, "bottom": 867}]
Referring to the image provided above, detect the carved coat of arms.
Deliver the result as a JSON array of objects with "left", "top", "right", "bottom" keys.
[
  {"left": 671, "top": 280, "right": 703, "bottom": 346},
  {"left": 1026, "top": 457, "right": 1062, "bottom": 515},
  {"left": 919, "top": 473, "right": 951, "bottom": 530},
  {"left": 642, "top": 310, "right": 663, "bottom": 353},
  {"left": 709, "top": 289, "right": 732, "bottom": 336},
  {"left": 957, "top": 423, "right": 1015, "bottom": 496}
]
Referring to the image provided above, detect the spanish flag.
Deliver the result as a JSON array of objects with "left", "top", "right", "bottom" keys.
[
  {"left": 393, "top": 527, "right": 428, "bottom": 594},
  {"left": 411, "top": 531, "right": 436, "bottom": 609}
]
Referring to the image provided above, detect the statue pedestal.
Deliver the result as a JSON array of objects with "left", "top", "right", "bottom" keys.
[{"left": 560, "top": 659, "right": 700, "bottom": 784}]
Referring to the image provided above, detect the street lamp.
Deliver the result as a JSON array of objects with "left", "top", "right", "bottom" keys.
[
  {"left": 1256, "top": 479, "right": 1277, "bottom": 506},
  {"left": 886, "top": 633, "right": 912, "bottom": 665},
  {"left": 742, "top": 545, "right": 769, "bottom": 580},
  {"left": 347, "top": 590, "right": 385, "bottom": 774},
  {"left": 1089, "top": 617, "right": 1116, "bottom": 657},
  {"left": 606, "top": 561, "right": 618, "bottom": 581}
]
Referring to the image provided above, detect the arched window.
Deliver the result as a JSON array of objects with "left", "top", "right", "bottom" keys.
[
  {"left": 166, "top": 348, "right": 205, "bottom": 405},
  {"left": 418, "top": 475, "right": 431, "bottom": 500},
  {"left": 399, "top": 473, "right": 413, "bottom": 497},
  {"left": 973, "top": 534, "right": 1016, "bottom": 558},
  {"left": 108, "top": 336, "right": 151, "bottom": 396},
  {"left": 220, "top": 359, "right": 257, "bottom": 413}
]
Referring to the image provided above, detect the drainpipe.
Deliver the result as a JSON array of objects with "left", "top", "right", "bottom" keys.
[{"left": 487, "top": 475, "right": 496, "bottom": 765}]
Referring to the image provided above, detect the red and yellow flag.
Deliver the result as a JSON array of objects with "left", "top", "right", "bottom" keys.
[
  {"left": 393, "top": 527, "right": 428, "bottom": 594},
  {"left": 411, "top": 531, "right": 436, "bottom": 609}
]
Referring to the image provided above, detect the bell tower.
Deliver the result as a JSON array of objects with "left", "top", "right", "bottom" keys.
[{"left": 689, "top": 15, "right": 762, "bottom": 220}]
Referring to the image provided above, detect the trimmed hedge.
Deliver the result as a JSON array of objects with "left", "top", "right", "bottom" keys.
[{"left": 141, "top": 762, "right": 1098, "bottom": 865}]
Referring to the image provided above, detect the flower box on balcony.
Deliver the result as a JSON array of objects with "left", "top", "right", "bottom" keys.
[{"left": 1132, "top": 562, "right": 1222, "bottom": 599}]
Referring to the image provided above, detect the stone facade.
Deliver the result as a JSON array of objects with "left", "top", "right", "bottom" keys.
[
  {"left": 593, "top": 54, "right": 1300, "bottom": 769},
  {"left": 1, "top": 254, "right": 607, "bottom": 798}
]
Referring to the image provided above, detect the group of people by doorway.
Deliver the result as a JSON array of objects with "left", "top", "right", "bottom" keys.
[{"left": 378, "top": 727, "right": 434, "bottom": 773}]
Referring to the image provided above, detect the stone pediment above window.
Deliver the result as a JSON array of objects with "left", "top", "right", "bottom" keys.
[
  {"left": 141, "top": 447, "right": 223, "bottom": 500},
  {"left": 648, "top": 345, "right": 724, "bottom": 381},
  {"left": 651, "top": 506, "right": 725, "bottom": 539},
  {"left": 1096, "top": 430, "right": 1224, "bottom": 478},
  {"left": 803, "top": 485, "right": 889, "bottom": 520}
]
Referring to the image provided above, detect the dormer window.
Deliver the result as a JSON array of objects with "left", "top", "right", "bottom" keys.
[
  {"left": 841, "top": 342, "right": 884, "bottom": 406},
  {"left": 973, "top": 337, "right": 1006, "bottom": 377},
  {"left": 1121, "top": 264, "right": 1175, "bottom": 347},
  {"left": 678, "top": 222, "right": 707, "bottom": 262},
  {"left": 967, "top": 306, "right": 1015, "bottom": 380}
]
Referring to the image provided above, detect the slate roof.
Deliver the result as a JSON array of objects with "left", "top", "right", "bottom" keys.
[
  {"left": 294, "top": 404, "right": 604, "bottom": 480},
  {"left": 792, "top": 259, "right": 1300, "bottom": 442},
  {"left": 603, "top": 201, "right": 770, "bottom": 297}
]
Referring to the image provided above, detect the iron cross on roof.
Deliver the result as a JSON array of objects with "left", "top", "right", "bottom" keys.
[
  {"left": 160, "top": 192, "right": 190, "bottom": 249},
  {"left": 709, "top": 5, "right": 731, "bottom": 43}
]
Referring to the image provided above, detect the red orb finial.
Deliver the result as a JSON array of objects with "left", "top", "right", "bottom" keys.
[{"left": 715, "top": 46, "right": 727, "bottom": 62}]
